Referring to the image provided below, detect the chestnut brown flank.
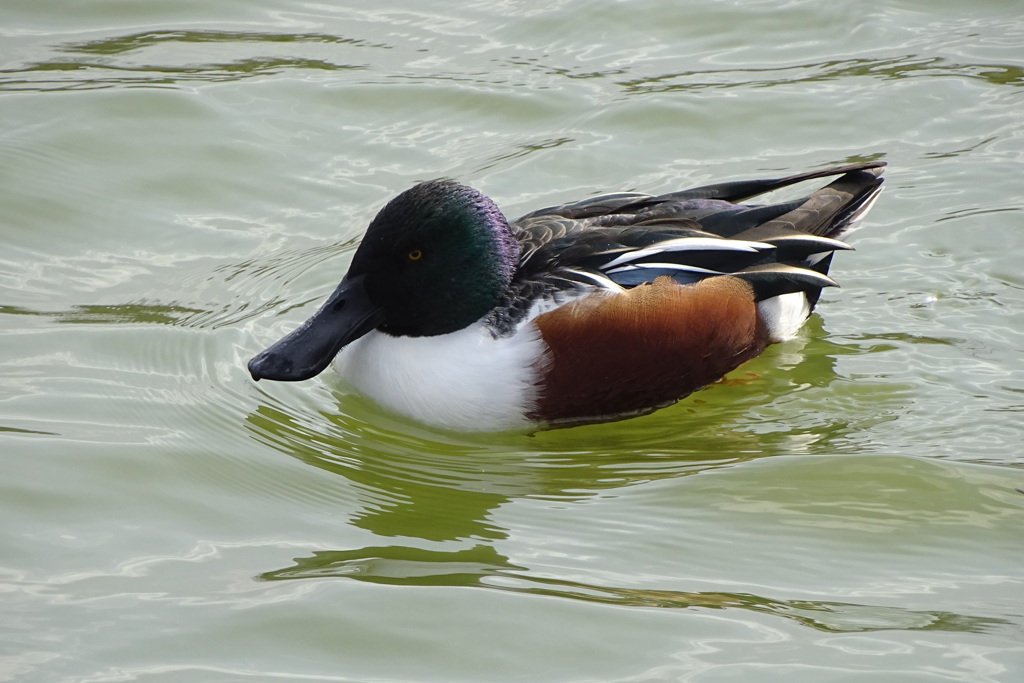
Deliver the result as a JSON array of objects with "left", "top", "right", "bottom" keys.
[{"left": 530, "top": 276, "right": 769, "bottom": 425}]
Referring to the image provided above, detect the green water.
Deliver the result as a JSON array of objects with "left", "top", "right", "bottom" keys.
[{"left": 3, "top": 1, "right": 1023, "bottom": 680}]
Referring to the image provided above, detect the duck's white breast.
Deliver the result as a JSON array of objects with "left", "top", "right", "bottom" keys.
[{"left": 333, "top": 321, "right": 546, "bottom": 432}]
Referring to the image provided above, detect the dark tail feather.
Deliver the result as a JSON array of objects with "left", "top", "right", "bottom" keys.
[
  {"left": 733, "top": 166, "right": 885, "bottom": 242},
  {"left": 670, "top": 161, "right": 886, "bottom": 204},
  {"left": 815, "top": 169, "right": 886, "bottom": 239}
]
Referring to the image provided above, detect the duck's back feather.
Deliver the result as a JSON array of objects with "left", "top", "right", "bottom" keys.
[{"left": 495, "top": 162, "right": 884, "bottom": 330}]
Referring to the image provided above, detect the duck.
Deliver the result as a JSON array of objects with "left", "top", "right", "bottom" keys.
[{"left": 248, "top": 161, "right": 885, "bottom": 431}]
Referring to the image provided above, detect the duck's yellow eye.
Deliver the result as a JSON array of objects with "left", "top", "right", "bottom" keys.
[{"left": 407, "top": 249, "right": 423, "bottom": 261}]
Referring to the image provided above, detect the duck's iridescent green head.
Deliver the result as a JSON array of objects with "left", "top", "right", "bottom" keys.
[
  {"left": 352, "top": 180, "right": 520, "bottom": 337},
  {"left": 247, "top": 180, "right": 520, "bottom": 382}
]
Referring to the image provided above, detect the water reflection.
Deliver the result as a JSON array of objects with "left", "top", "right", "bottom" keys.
[
  {"left": 245, "top": 392, "right": 772, "bottom": 543},
  {"left": 259, "top": 544, "right": 1007, "bottom": 635},
  {"left": 617, "top": 55, "right": 1024, "bottom": 94},
  {"left": 1, "top": 30, "right": 375, "bottom": 93},
  {"left": 0, "top": 302, "right": 205, "bottom": 325},
  {"left": 61, "top": 30, "right": 392, "bottom": 57},
  {"left": 0, "top": 301, "right": 279, "bottom": 330},
  {"left": 7, "top": 26, "right": 1021, "bottom": 97}
]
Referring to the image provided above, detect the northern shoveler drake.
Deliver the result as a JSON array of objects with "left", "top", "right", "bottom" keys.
[{"left": 249, "top": 161, "right": 885, "bottom": 431}]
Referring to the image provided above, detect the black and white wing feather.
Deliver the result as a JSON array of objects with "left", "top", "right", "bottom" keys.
[{"left": 486, "top": 162, "right": 884, "bottom": 334}]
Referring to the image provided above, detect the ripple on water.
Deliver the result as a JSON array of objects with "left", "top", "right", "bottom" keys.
[{"left": 2, "top": 2, "right": 1024, "bottom": 681}]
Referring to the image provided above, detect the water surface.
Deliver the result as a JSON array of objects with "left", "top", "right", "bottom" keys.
[{"left": 2, "top": 0, "right": 1023, "bottom": 681}]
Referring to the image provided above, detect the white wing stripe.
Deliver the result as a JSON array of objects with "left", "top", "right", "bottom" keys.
[
  {"left": 563, "top": 269, "right": 625, "bottom": 291},
  {"left": 605, "top": 263, "right": 724, "bottom": 276},
  {"left": 601, "top": 237, "right": 772, "bottom": 268}
]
